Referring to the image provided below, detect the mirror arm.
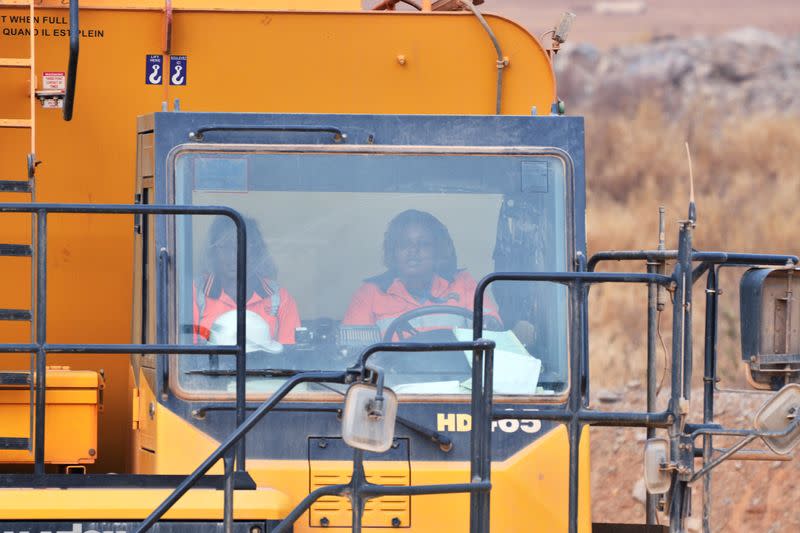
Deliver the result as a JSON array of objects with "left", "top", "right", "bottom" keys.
[
  {"left": 365, "top": 365, "right": 386, "bottom": 419},
  {"left": 688, "top": 418, "right": 800, "bottom": 482},
  {"left": 688, "top": 433, "right": 758, "bottom": 483}
]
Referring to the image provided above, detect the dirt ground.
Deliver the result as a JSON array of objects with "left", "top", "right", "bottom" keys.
[
  {"left": 589, "top": 386, "right": 799, "bottom": 532},
  {"left": 487, "top": 0, "right": 800, "bottom": 49}
]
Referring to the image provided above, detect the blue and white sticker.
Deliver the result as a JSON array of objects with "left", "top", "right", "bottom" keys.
[
  {"left": 169, "top": 55, "right": 187, "bottom": 86},
  {"left": 145, "top": 54, "right": 163, "bottom": 85}
]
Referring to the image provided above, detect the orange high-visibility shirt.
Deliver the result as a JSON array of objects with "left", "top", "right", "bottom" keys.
[
  {"left": 342, "top": 270, "right": 499, "bottom": 334},
  {"left": 193, "top": 281, "right": 300, "bottom": 345}
]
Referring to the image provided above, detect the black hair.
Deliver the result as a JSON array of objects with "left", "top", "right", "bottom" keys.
[
  {"left": 383, "top": 209, "right": 457, "bottom": 281},
  {"left": 206, "top": 216, "right": 277, "bottom": 293}
]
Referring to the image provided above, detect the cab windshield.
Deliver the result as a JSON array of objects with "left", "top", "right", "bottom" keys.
[{"left": 170, "top": 146, "right": 570, "bottom": 398}]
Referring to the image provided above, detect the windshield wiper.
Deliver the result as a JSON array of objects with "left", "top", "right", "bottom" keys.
[
  {"left": 185, "top": 374, "right": 453, "bottom": 452},
  {"left": 185, "top": 368, "right": 305, "bottom": 378}
]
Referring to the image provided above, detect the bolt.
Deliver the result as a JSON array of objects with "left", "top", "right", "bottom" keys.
[
  {"left": 88, "top": 448, "right": 96, "bottom": 457},
  {"left": 250, "top": 527, "right": 262, "bottom": 533},
  {"left": 391, "top": 440, "right": 400, "bottom": 449},
  {"left": 397, "top": 55, "right": 406, "bottom": 65},
  {"left": 320, "top": 516, "right": 330, "bottom": 527},
  {"left": 392, "top": 517, "right": 401, "bottom": 527},
  {"left": 318, "top": 439, "right": 328, "bottom": 449}
]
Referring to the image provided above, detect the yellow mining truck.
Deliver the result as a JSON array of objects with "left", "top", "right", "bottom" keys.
[{"left": 0, "top": 1, "right": 797, "bottom": 532}]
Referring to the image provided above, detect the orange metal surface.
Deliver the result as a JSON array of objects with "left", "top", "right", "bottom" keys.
[
  {"left": 0, "top": 368, "right": 101, "bottom": 464},
  {"left": 0, "top": 4, "right": 555, "bottom": 473}
]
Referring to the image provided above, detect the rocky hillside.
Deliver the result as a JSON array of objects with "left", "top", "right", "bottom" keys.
[{"left": 554, "top": 27, "right": 800, "bottom": 118}]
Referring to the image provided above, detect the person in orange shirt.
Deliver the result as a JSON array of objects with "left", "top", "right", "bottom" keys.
[
  {"left": 343, "top": 209, "right": 499, "bottom": 339},
  {"left": 193, "top": 216, "right": 301, "bottom": 350}
]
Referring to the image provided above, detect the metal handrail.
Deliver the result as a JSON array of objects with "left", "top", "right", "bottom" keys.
[
  {"left": 135, "top": 370, "right": 349, "bottom": 533},
  {"left": 0, "top": 203, "right": 249, "bottom": 475},
  {"left": 470, "top": 268, "right": 683, "bottom": 533},
  {"left": 272, "top": 339, "right": 497, "bottom": 533}
]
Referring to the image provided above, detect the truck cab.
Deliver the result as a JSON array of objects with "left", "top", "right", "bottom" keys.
[{"left": 132, "top": 111, "right": 590, "bottom": 531}]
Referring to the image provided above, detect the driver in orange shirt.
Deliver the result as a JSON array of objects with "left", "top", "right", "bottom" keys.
[
  {"left": 193, "top": 216, "right": 301, "bottom": 348},
  {"left": 343, "top": 209, "right": 499, "bottom": 338}
]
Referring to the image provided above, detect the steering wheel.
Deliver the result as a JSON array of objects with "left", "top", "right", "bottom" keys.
[{"left": 382, "top": 305, "right": 502, "bottom": 342}]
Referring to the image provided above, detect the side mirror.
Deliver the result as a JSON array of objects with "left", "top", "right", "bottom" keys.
[
  {"left": 342, "top": 382, "right": 398, "bottom": 453},
  {"left": 643, "top": 438, "right": 671, "bottom": 495},
  {"left": 754, "top": 383, "right": 800, "bottom": 455},
  {"left": 740, "top": 268, "right": 800, "bottom": 390}
]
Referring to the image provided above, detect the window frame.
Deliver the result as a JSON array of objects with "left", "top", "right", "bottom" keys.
[{"left": 164, "top": 143, "right": 577, "bottom": 404}]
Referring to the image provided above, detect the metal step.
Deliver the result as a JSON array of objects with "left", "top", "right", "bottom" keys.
[
  {"left": 0, "top": 372, "right": 30, "bottom": 386},
  {"left": 0, "top": 309, "right": 32, "bottom": 321},
  {"left": 0, "top": 437, "right": 30, "bottom": 451},
  {"left": 0, "top": 244, "right": 32, "bottom": 257},
  {"left": 0, "top": 58, "right": 31, "bottom": 68},
  {"left": 0, "top": 181, "right": 32, "bottom": 193},
  {"left": 0, "top": 119, "right": 32, "bottom": 129}
]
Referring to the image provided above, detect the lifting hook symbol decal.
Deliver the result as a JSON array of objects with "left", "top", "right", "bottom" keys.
[
  {"left": 170, "top": 56, "right": 187, "bottom": 86},
  {"left": 145, "top": 55, "right": 163, "bottom": 85},
  {"left": 149, "top": 65, "right": 162, "bottom": 85},
  {"left": 171, "top": 65, "right": 184, "bottom": 85}
]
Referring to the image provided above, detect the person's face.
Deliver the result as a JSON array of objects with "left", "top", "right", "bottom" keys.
[
  {"left": 393, "top": 223, "right": 436, "bottom": 281},
  {"left": 211, "top": 234, "right": 237, "bottom": 281}
]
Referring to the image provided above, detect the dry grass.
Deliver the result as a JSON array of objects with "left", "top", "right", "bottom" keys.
[{"left": 583, "top": 102, "right": 800, "bottom": 392}]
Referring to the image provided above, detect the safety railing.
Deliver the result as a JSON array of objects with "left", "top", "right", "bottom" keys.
[
  {"left": 586, "top": 247, "right": 797, "bottom": 529},
  {"left": 2, "top": 202, "right": 796, "bottom": 533},
  {"left": 0, "top": 202, "right": 498, "bottom": 533},
  {"left": 0, "top": 203, "right": 250, "bottom": 477},
  {"left": 272, "top": 340, "right": 495, "bottom": 533}
]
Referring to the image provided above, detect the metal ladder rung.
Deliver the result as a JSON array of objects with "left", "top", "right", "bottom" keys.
[
  {"left": 0, "top": 244, "right": 32, "bottom": 257},
  {"left": 0, "top": 181, "right": 32, "bottom": 193},
  {"left": 0, "top": 372, "right": 30, "bottom": 386},
  {"left": 0, "top": 309, "right": 32, "bottom": 321},
  {"left": 0, "top": 437, "right": 30, "bottom": 451},
  {"left": 0, "top": 58, "right": 31, "bottom": 67},
  {"left": 0, "top": 119, "right": 32, "bottom": 129}
]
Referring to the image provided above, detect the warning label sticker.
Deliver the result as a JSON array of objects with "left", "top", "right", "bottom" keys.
[
  {"left": 42, "top": 98, "right": 63, "bottom": 109},
  {"left": 42, "top": 71, "right": 65, "bottom": 91}
]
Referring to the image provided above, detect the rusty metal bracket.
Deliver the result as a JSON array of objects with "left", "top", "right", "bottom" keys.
[{"left": 163, "top": 0, "right": 173, "bottom": 55}]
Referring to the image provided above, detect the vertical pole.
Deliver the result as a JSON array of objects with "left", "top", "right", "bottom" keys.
[
  {"left": 351, "top": 449, "right": 366, "bottom": 533},
  {"left": 567, "top": 282, "right": 585, "bottom": 533},
  {"left": 682, "top": 252, "right": 694, "bottom": 401},
  {"left": 33, "top": 210, "right": 47, "bottom": 474},
  {"left": 479, "top": 344, "right": 494, "bottom": 532},
  {"left": 468, "top": 348, "right": 484, "bottom": 531},
  {"left": 645, "top": 261, "right": 658, "bottom": 524},
  {"left": 28, "top": 0, "right": 35, "bottom": 154},
  {"left": 670, "top": 217, "right": 694, "bottom": 532},
  {"left": 682, "top": 201, "right": 696, "bottom": 402},
  {"left": 647, "top": 206, "right": 666, "bottom": 524},
  {"left": 234, "top": 216, "right": 247, "bottom": 471},
  {"left": 702, "top": 267, "right": 718, "bottom": 533},
  {"left": 470, "top": 293, "right": 486, "bottom": 533},
  {"left": 223, "top": 451, "right": 234, "bottom": 533},
  {"left": 577, "top": 252, "right": 590, "bottom": 407}
]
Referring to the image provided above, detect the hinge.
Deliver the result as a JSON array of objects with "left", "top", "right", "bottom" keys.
[{"left": 132, "top": 387, "right": 140, "bottom": 430}]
